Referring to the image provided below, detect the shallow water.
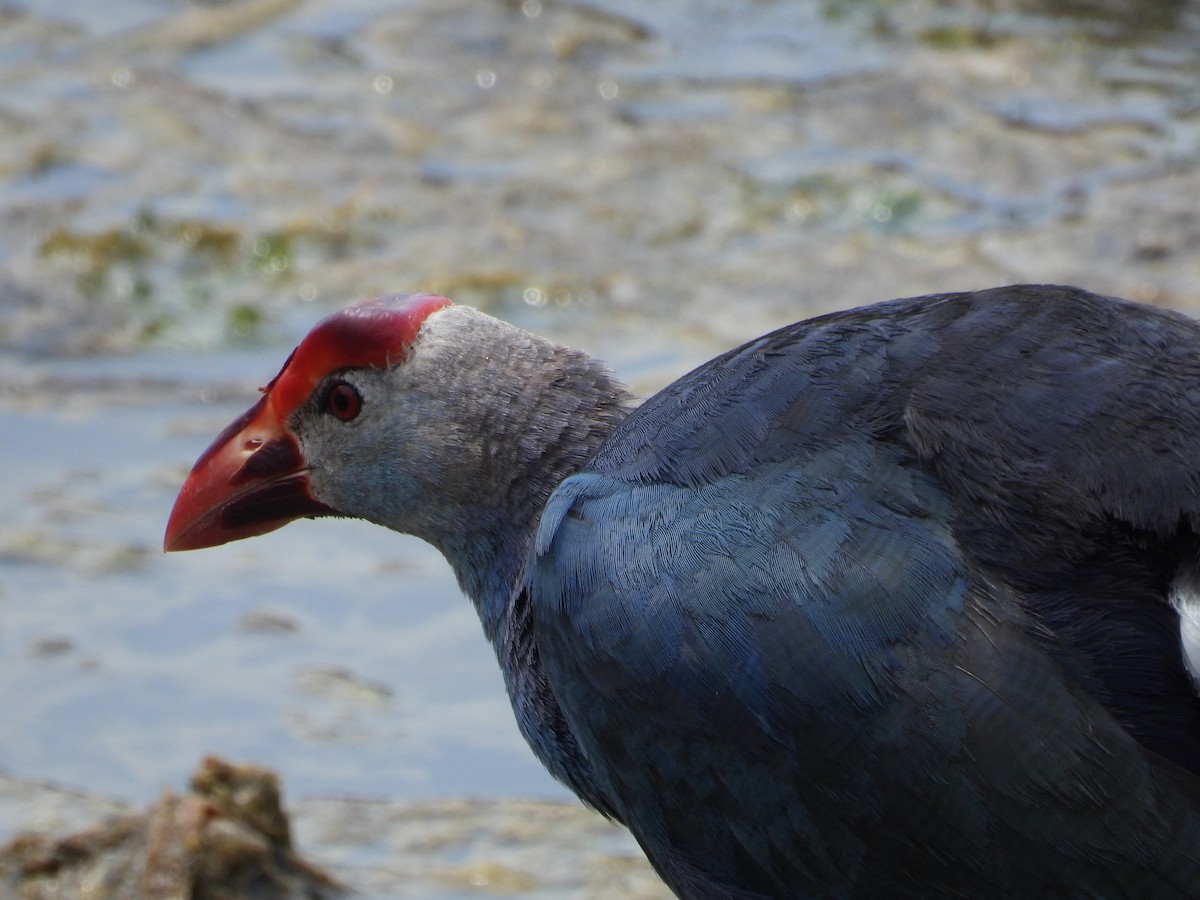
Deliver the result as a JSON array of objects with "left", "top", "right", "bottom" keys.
[
  {"left": 2, "top": 0, "right": 1200, "bottom": 893},
  {"left": 0, "top": 348, "right": 554, "bottom": 803}
]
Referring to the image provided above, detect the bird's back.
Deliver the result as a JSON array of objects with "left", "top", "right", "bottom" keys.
[{"left": 532, "top": 285, "right": 1200, "bottom": 898}]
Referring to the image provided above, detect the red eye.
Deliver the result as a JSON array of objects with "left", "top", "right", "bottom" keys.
[{"left": 324, "top": 381, "right": 362, "bottom": 421}]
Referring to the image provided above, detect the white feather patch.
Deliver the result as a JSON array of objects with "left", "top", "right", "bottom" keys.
[{"left": 1170, "top": 577, "right": 1200, "bottom": 692}]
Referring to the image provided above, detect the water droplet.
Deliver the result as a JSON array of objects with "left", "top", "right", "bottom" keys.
[
  {"left": 523, "top": 287, "right": 547, "bottom": 307},
  {"left": 111, "top": 68, "right": 133, "bottom": 89},
  {"left": 522, "top": 0, "right": 542, "bottom": 17},
  {"left": 476, "top": 69, "right": 497, "bottom": 89},
  {"left": 299, "top": 283, "right": 318, "bottom": 302},
  {"left": 872, "top": 204, "right": 893, "bottom": 223},
  {"left": 373, "top": 75, "right": 394, "bottom": 94},
  {"left": 598, "top": 80, "right": 618, "bottom": 100}
]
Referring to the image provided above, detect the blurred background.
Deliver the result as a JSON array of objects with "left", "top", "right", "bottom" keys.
[{"left": 1, "top": 0, "right": 1199, "bottom": 895}]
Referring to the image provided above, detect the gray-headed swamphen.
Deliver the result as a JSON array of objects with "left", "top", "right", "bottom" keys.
[{"left": 166, "top": 285, "right": 1200, "bottom": 899}]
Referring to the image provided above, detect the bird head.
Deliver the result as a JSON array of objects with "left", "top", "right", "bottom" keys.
[{"left": 163, "top": 292, "right": 454, "bottom": 552}]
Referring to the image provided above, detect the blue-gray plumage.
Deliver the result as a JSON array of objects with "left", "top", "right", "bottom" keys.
[{"left": 167, "top": 285, "right": 1200, "bottom": 899}]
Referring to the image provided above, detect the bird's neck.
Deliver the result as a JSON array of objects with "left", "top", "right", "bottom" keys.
[
  {"left": 411, "top": 307, "right": 633, "bottom": 640},
  {"left": 394, "top": 308, "right": 629, "bottom": 798}
]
